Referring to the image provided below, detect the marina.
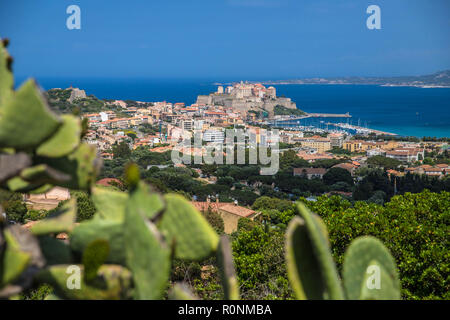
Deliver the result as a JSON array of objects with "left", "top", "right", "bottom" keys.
[
  {"left": 269, "top": 112, "right": 398, "bottom": 136},
  {"left": 329, "top": 123, "right": 397, "bottom": 136}
]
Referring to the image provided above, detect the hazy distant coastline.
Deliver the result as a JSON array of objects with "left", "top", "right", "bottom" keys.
[{"left": 214, "top": 70, "right": 450, "bottom": 88}]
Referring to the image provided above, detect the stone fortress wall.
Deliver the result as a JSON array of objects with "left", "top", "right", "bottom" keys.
[{"left": 196, "top": 82, "right": 297, "bottom": 116}]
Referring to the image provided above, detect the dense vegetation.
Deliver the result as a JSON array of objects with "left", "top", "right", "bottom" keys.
[
  {"left": 273, "top": 105, "right": 306, "bottom": 116},
  {"left": 46, "top": 88, "right": 126, "bottom": 115},
  {"left": 97, "top": 145, "right": 449, "bottom": 208}
]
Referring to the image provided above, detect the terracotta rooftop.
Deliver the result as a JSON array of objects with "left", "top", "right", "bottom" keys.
[
  {"left": 387, "top": 169, "right": 403, "bottom": 176},
  {"left": 149, "top": 146, "right": 173, "bottom": 153},
  {"left": 192, "top": 201, "right": 226, "bottom": 213},
  {"left": 192, "top": 201, "right": 257, "bottom": 218},
  {"left": 219, "top": 203, "right": 257, "bottom": 218},
  {"left": 96, "top": 178, "right": 122, "bottom": 187},
  {"left": 297, "top": 152, "right": 335, "bottom": 161}
]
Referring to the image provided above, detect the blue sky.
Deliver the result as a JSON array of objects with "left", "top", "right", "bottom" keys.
[{"left": 1, "top": 0, "right": 449, "bottom": 80}]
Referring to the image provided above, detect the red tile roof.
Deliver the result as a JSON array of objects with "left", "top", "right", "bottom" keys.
[
  {"left": 192, "top": 201, "right": 257, "bottom": 218},
  {"left": 96, "top": 178, "right": 122, "bottom": 187}
]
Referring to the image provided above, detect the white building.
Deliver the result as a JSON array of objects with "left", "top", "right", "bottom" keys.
[
  {"left": 179, "top": 119, "right": 194, "bottom": 131},
  {"left": 367, "top": 148, "right": 386, "bottom": 157},
  {"left": 386, "top": 148, "right": 425, "bottom": 163},
  {"left": 203, "top": 129, "right": 225, "bottom": 143}
]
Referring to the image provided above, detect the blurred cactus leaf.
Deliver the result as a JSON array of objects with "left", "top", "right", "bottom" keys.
[
  {"left": 286, "top": 217, "right": 324, "bottom": 299},
  {"left": 36, "top": 143, "right": 101, "bottom": 190},
  {"left": 124, "top": 163, "right": 140, "bottom": 190},
  {"left": 82, "top": 239, "right": 110, "bottom": 283},
  {"left": 5, "top": 176, "right": 45, "bottom": 193},
  {"left": 359, "top": 259, "right": 399, "bottom": 300},
  {"left": 20, "top": 164, "right": 70, "bottom": 185},
  {"left": 124, "top": 183, "right": 171, "bottom": 300},
  {"left": 168, "top": 283, "right": 198, "bottom": 300},
  {"left": 313, "top": 214, "right": 330, "bottom": 245},
  {"left": 0, "top": 152, "right": 31, "bottom": 183},
  {"left": 8, "top": 225, "right": 46, "bottom": 268},
  {"left": 0, "top": 79, "right": 60, "bottom": 150},
  {"left": 31, "top": 199, "right": 76, "bottom": 236},
  {"left": 28, "top": 184, "right": 53, "bottom": 194},
  {"left": 70, "top": 217, "right": 125, "bottom": 265},
  {"left": 37, "top": 264, "right": 133, "bottom": 300},
  {"left": 91, "top": 186, "right": 128, "bottom": 222},
  {"left": 126, "top": 181, "right": 164, "bottom": 220},
  {"left": 286, "top": 203, "right": 344, "bottom": 300},
  {"left": 0, "top": 225, "right": 45, "bottom": 297},
  {"left": 0, "top": 217, "right": 4, "bottom": 248},
  {"left": 36, "top": 115, "right": 81, "bottom": 158},
  {"left": 0, "top": 38, "right": 13, "bottom": 106},
  {"left": 0, "top": 229, "right": 31, "bottom": 286},
  {"left": 38, "top": 236, "right": 73, "bottom": 265},
  {"left": 342, "top": 236, "right": 400, "bottom": 300},
  {"left": 216, "top": 235, "right": 240, "bottom": 300},
  {"left": 44, "top": 293, "right": 62, "bottom": 300},
  {"left": 160, "top": 194, "right": 219, "bottom": 261},
  {"left": 5, "top": 181, "right": 53, "bottom": 195}
]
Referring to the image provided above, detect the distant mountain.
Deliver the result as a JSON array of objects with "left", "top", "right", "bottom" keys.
[{"left": 259, "top": 70, "right": 450, "bottom": 88}]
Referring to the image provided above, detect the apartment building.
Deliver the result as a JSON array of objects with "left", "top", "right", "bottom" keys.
[
  {"left": 329, "top": 133, "right": 344, "bottom": 148},
  {"left": 203, "top": 129, "right": 225, "bottom": 143},
  {"left": 386, "top": 148, "right": 425, "bottom": 163},
  {"left": 298, "top": 136, "right": 331, "bottom": 153}
]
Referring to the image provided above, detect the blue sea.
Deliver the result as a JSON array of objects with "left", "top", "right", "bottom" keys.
[
  {"left": 21, "top": 77, "right": 450, "bottom": 138},
  {"left": 273, "top": 84, "right": 450, "bottom": 138}
]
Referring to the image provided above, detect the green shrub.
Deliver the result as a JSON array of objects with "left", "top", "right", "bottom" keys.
[
  {"left": 4, "top": 200, "right": 28, "bottom": 223},
  {"left": 24, "top": 209, "right": 49, "bottom": 221}
]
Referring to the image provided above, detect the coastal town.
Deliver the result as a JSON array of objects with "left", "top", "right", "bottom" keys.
[
  {"left": 61, "top": 83, "right": 449, "bottom": 181},
  {"left": 20, "top": 82, "right": 448, "bottom": 234}
]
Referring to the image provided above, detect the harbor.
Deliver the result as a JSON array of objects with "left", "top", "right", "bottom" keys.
[
  {"left": 328, "top": 123, "right": 397, "bottom": 136},
  {"left": 269, "top": 112, "right": 398, "bottom": 136}
]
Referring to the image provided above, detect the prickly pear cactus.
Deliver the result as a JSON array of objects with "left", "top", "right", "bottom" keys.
[
  {"left": 216, "top": 235, "right": 240, "bottom": 300},
  {"left": 285, "top": 203, "right": 344, "bottom": 300},
  {"left": 0, "top": 224, "right": 45, "bottom": 298},
  {"left": 168, "top": 283, "right": 198, "bottom": 300},
  {"left": 0, "top": 38, "right": 101, "bottom": 193},
  {"left": 286, "top": 201, "right": 401, "bottom": 301},
  {"left": 0, "top": 79, "right": 60, "bottom": 150},
  {"left": 90, "top": 186, "right": 128, "bottom": 222},
  {"left": 0, "top": 38, "right": 13, "bottom": 106},
  {"left": 30, "top": 199, "right": 77, "bottom": 236},
  {"left": 123, "top": 181, "right": 171, "bottom": 300},
  {"left": 82, "top": 239, "right": 110, "bottom": 282},
  {"left": 160, "top": 193, "right": 219, "bottom": 261},
  {"left": 36, "top": 264, "right": 133, "bottom": 300},
  {"left": 70, "top": 217, "right": 126, "bottom": 265},
  {"left": 342, "top": 236, "right": 401, "bottom": 300}
]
